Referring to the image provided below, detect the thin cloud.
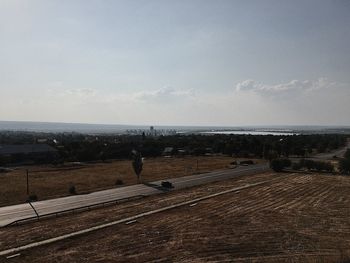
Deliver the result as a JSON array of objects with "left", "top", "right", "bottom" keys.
[
  {"left": 65, "top": 88, "right": 97, "bottom": 96},
  {"left": 235, "top": 78, "right": 336, "bottom": 93},
  {"left": 134, "top": 86, "right": 195, "bottom": 102},
  {"left": 47, "top": 87, "right": 98, "bottom": 100}
]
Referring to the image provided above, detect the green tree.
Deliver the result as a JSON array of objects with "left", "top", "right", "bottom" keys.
[
  {"left": 339, "top": 158, "right": 350, "bottom": 175},
  {"left": 131, "top": 150, "right": 143, "bottom": 183},
  {"left": 344, "top": 149, "right": 350, "bottom": 159},
  {"left": 339, "top": 149, "right": 350, "bottom": 175}
]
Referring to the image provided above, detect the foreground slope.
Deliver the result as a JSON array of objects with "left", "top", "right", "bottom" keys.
[{"left": 1, "top": 172, "right": 350, "bottom": 262}]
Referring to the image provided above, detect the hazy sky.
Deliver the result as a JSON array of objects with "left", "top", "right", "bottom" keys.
[{"left": 1, "top": 0, "right": 349, "bottom": 126}]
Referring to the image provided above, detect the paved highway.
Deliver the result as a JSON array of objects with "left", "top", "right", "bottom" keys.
[
  {"left": 0, "top": 164, "right": 268, "bottom": 227},
  {"left": 311, "top": 140, "right": 350, "bottom": 160},
  {"left": 288, "top": 140, "right": 350, "bottom": 162}
]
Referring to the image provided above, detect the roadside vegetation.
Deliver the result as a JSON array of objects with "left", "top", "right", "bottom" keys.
[
  {"left": 269, "top": 153, "right": 350, "bottom": 174},
  {"left": 339, "top": 149, "right": 350, "bottom": 174},
  {"left": 269, "top": 159, "right": 292, "bottom": 172},
  {"left": 271, "top": 159, "right": 335, "bottom": 173}
]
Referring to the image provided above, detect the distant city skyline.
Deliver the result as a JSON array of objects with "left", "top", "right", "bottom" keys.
[{"left": 1, "top": 0, "right": 349, "bottom": 126}]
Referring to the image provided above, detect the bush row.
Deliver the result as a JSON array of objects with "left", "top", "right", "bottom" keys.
[
  {"left": 270, "top": 158, "right": 334, "bottom": 173},
  {"left": 270, "top": 159, "right": 291, "bottom": 172},
  {"left": 293, "top": 159, "right": 334, "bottom": 172},
  {"left": 339, "top": 149, "right": 350, "bottom": 175}
]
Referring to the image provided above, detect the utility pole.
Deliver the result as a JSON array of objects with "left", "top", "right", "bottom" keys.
[
  {"left": 26, "top": 169, "right": 29, "bottom": 195},
  {"left": 279, "top": 138, "right": 284, "bottom": 158}
]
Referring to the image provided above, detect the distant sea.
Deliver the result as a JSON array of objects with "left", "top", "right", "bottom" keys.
[
  {"left": 0, "top": 121, "right": 349, "bottom": 135},
  {"left": 201, "top": 131, "right": 298, "bottom": 136},
  {"left": 0, "top": 121, "right": 145, "bottom": 134}
]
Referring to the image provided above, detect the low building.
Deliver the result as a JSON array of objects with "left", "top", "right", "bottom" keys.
[
  {"left": 177, "top": 148, "right": 188, "bottom": 156},
  {"left": 162, "top": 147, "right": 175, "bottom": 157},
  {"left": 0, "top": 144, "right": 59, "bottom": 165}
]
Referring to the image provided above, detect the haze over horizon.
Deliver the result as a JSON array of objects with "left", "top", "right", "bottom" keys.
[{"left": 1, "top": 0, "right": 350, "bottom": 126}]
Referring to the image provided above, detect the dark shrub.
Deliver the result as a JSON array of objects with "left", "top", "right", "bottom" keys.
[
  {"left": 161, "top": 181, "right": 173, "bottom": 189},
  {"left": 292, "top": 162, "right": 302, "bottom": 170},
  {"left": 240, "top": 160, "right": 254, "bottom": 165},
  {"left": 270, "top": 159, "right": 291, "bottom": 172},
  {"left": 0, "top": 167, "right": 12, "bottom": 173},
  {"left": 339, "top": 158, "right": 350, "bottom": 175},
  {"left": 298, "top": 159, "right": 334, "bottom": 172},
  {"left": 26, "top": 194, "right": 38, "bottom": 202},
  {"left": 315, "top": 161, "right": 334, "bottom": 172},
  {"left": 115, "top": 179, "right": 124, "bottom": 185},
  {"left": 344, "top": 149, "right": 350, "bottom": 159},
  {"left": 300, "top": 159, "right": 315, "bottom": 170},
  {"left": 69, "top": 185, "right": 77, "bottom": 195}
]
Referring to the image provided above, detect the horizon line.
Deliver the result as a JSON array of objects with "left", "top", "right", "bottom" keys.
[{"left": 0, "top": 120, "right": 350, "bottom": 129}]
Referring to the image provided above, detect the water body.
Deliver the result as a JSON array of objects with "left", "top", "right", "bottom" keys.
[
  {"left": 201, "top": 131, "right": 298, "bottom": 136},
  {"left": 0, "top": 121, "right": 132, "bottom": 133}
]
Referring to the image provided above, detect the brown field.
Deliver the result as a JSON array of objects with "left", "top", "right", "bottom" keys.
[
  {"left": 1, "top": 172, "right": 350, "bottom": 262},
  {"left": 0, "top": 156, "right": 249, "bottom": 207}
]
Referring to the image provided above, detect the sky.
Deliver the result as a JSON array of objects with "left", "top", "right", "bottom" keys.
[{"left": 0, "top": 0, "right": 349, "bottom": 126}]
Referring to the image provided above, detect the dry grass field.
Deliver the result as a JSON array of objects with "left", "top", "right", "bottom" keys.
[
  {"left": 1, "top": 172, "right": 350, "bottom": 262},
  {"left": 0, "top": 156, "right": 248, "bottom": 206}
]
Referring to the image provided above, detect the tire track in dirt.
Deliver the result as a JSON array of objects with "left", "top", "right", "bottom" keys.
[
  {"left": 227, "top": 179, "right": 312, "bottom": 215},
  {"left": 274, "top": 183, "right": 333, "bottom": 212}
]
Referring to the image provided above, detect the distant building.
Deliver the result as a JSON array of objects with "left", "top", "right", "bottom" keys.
[
  {"left": 177, "top": 148, "right": 188, "bottom": 156},
  {"left": 125, "top": 127, "right": 177, "bottom": 136},
  {"left": 0, "top": 144, "right": 59, "bottom": 165},
  {"left": 150, "top": 126, "right": 156, "bottom": 136},
  {"left": 162, "top": 147, "right": 175, "bottom": 157}
]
